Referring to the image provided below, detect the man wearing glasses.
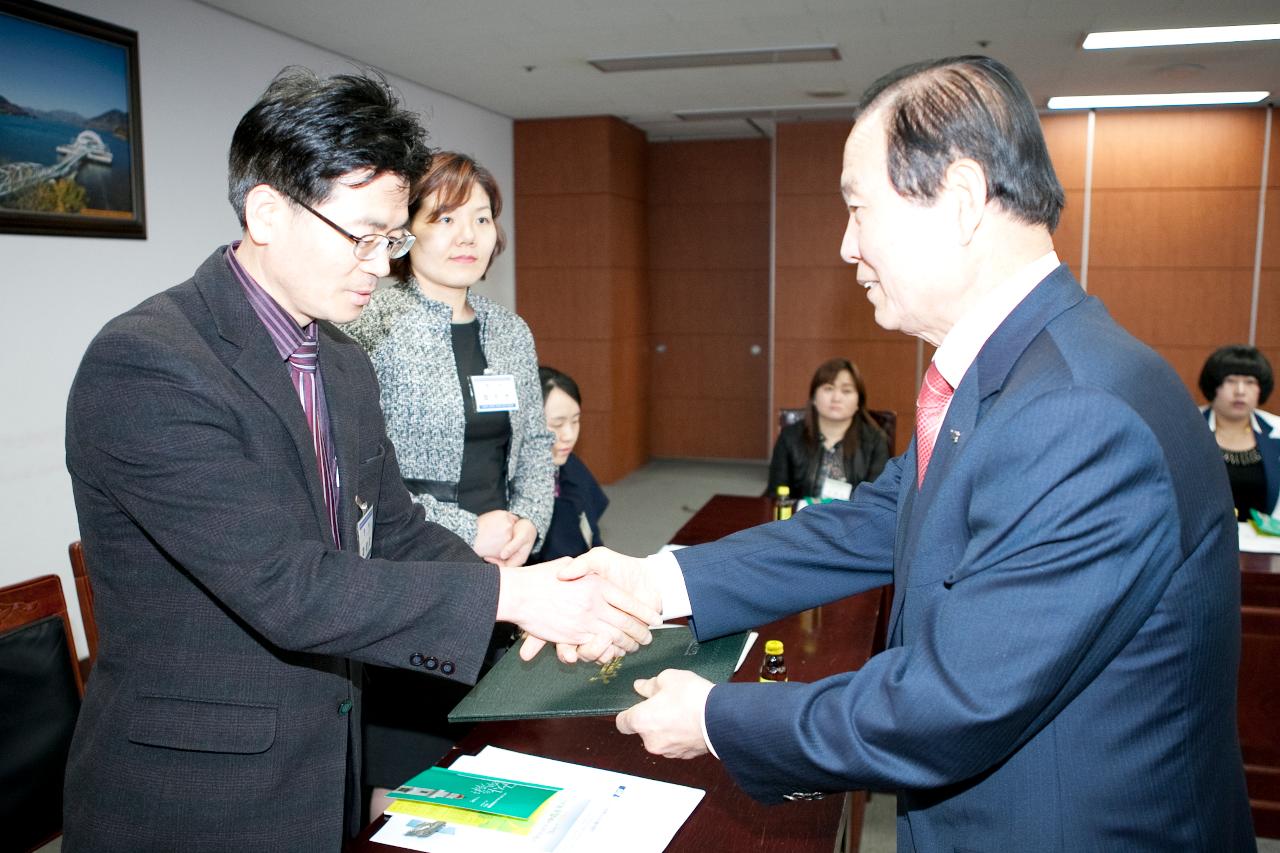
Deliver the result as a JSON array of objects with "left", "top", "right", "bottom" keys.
[{"left": 62, "top": 68, "right": 656, "bottom": 852}]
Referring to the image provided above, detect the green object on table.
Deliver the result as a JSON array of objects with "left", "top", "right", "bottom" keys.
[
  {"left": 385, "top": 765, "right": 560, "bottom": 820},
  {"left": 449, "top": 626, "right": 750, "bottom": 723},
  {"left": 1249, "top": 508, "right": 1280, "bottom": 536}
]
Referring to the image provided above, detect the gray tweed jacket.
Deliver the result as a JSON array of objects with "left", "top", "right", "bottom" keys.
[{"left": 344, "top": 281, "right": 554, "bottom": 547}]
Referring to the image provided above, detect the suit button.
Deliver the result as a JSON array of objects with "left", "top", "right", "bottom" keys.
[
  {"left": 424, "top": 656, "right": 439, "bottom": 671},
  {"left": 441, "top": 661, "right": 455, "bottom": 675},
  {"left": 338, "top": 700, "right": 353, "bottom": 715},
  {"left": 409, "top": 653, "right": 425, "bottom": 666}
]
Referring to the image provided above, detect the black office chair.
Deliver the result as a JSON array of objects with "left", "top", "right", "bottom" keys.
[{"left": 0, "top": 574, "right": 84, "bottom": 852}]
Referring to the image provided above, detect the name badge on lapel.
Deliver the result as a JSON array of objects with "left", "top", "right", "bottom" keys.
[
  {"left": 469, "top": 374, "right": 519, "bottom": 413},
  {"left": 356, "top": 496, "right": 374, "bottom": 559}
]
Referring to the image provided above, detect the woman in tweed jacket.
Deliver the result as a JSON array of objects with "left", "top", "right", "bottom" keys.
[{"left": 345, "top": 152, "right": 553, "bottom": 567}]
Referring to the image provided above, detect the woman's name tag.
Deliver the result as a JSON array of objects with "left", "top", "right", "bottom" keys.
[
  {"left": 820, "top": 478, "right": 853, "bottom": 501},
  {"left": 469, "top": 374, "right": 519, "bottom": 412}
]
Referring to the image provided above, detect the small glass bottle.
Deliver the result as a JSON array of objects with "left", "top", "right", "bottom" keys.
[
  {"left": 773, "top": 485, "right": 795, "bottom": 521},
  {"left": 758, "top": 640, "right": 788, "bottom": 682}
]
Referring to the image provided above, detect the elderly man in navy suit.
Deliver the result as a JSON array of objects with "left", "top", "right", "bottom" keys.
[{"left": 557, "top": 56, "right": 1256, "bottom": 851}]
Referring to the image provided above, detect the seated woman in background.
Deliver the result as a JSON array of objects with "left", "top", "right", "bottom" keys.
[
  {"left": 768, "top": 357, "right": 889, "bottom": 501},
  {"left": 1199, "top": 344, "right": 1280, "bottom": 519},
  {"left": 345, "top": 151, "right": 552, "bottom": 566},
  {"left": 533, "top": 366, "right": 609, "bottom": 561}
]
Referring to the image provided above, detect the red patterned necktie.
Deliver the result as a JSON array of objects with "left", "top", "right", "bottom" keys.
[
  {"left": 288, "top": 338, "right": 340, "bottom": 547},
  {"left": 915, "top": 362, "right": 955, "bottom": 488}
]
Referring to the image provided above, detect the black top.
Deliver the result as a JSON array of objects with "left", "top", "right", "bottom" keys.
[
  {"left": 532, "top": 453, "right": 609, "bottom": 562},
  {"left": 451, "top": 320, "right": 511, "bottom": 515},
  {"left": 766, "top": 417, "right": 889, "bottom": 499},
  {"left": 1223, "top": 447, "right": 1267, "bottom": 520}
]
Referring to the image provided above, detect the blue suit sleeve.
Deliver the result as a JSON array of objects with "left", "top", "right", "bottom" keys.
[
  {"left": 676, "top": 452, "right": 902, "bottom": 640},
  {"left": 703, "top": 389, "right": 1187, "bottom": 800}
]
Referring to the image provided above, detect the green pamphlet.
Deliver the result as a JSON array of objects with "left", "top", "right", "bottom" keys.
[
  {"left": 385, "top": 765, "right": 561, "bottom": 820},
  {"left": 1250, "top": 508, "right": 1280, "bottom": 536},
  {"left": 449, "top": 625, "right": 751, "bottom": 723}
]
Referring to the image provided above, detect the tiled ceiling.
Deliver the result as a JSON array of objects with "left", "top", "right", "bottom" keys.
[{"left": 196, "top": 0, "right": 1280, "bottom": 139}]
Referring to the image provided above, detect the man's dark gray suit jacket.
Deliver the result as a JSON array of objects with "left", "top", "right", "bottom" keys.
[
  {"left": 63, "top": 248, "right": 498, "bottom": 851},
  {"left": 677, "top": 266, "right": 1256, "bottom": 851}
]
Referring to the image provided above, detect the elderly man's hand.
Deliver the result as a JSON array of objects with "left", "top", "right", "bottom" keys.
[
  {"left": 616, "top": 669, "right": 715, "bottom": 759},
  {"left": 497, "top": 559, "right": 660, "bottom": 663},
  {"left": 544, "top": 547, "right": 664, "bottom": 662}
]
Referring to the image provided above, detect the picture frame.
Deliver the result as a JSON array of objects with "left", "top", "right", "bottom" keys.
[{"left": 0, "top": 0, "right": 145, "bottom": 238}]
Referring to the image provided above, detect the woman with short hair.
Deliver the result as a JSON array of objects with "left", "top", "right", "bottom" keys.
[{"left": 1199, "top": 344, "right": 1280, "bottom": 518}]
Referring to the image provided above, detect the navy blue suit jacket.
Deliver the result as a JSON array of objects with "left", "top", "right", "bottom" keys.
[{"left": 677, "top": 266, "right": 1254, "bottom": 851}]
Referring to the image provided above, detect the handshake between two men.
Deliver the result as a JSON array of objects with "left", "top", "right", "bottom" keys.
[{"left": 505, "top": 548, "right": 718, "bottom": 762}]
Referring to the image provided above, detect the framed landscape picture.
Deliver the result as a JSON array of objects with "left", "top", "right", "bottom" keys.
[{"left": 0, "top": 0, "right": 145, "bottom": 238}]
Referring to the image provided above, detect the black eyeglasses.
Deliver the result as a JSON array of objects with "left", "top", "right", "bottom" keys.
[{"left": 289, "top": 196, "right": 415, "bottom": 260}]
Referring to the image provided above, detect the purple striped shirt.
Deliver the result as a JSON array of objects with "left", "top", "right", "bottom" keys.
[{"left": 225, "top": 244, "right": 342, "bottom": 548}]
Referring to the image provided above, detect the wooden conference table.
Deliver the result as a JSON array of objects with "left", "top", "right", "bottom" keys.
[{"left": 351, "top": 494, "right": 884, "bottom": 852}]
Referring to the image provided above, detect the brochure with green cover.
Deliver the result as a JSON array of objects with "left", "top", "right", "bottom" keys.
[
  {"left": 385, "top": 765, "right": 561, "bottom": 820},
  {"left": 1250, "top": 508, "right": 1280, "bottom": 536},
  {"left": 449, "top": 625, "right": 752, "bottom": 723}
]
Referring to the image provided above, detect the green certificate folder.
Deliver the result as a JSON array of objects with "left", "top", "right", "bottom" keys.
[{"left": 449, "top": 626, "right": 751, "bottom": 723}]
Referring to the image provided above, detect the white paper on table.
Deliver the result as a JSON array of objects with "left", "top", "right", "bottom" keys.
[
  {"left": 371, "top": 747, "right": 703, "bottom": 853},
  {"left": 1238, "top": 521, "right": 1280, "bottom": 554}
]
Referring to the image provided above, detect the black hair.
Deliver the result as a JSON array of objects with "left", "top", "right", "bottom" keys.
[
  {"left": 857, "top": 55, "right": 1065, "bottom": 232},
  {"left": 803, "top": 357, "right": 883, "bottom": 467},
  {"left": 1199, "top": 345, "right": 1274, "bottom": 405},
  {"left": 227, "top": 67, "right": 432, "bottom": 228},
  {"left": 539, "top": 366, "right": 581, "bottom": 405}
]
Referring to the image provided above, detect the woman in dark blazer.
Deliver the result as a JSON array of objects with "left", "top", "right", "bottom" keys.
[
  {"left": 534, "top": 367, "right": 609, "bottom": 561},
  {"left": 768, "top": 357, "right": 889, "bottom": 500},
  {"left": 1199, "top": 344, "right": 1280, "bottom": 518}
]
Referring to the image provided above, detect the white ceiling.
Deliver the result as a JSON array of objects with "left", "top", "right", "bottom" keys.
[{"left": 196, "top": 0, "right": 1280, "bottom": 140}]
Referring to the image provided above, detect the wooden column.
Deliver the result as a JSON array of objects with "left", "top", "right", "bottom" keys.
[{"left": 514, "top": 117, "right": 648, "bottom": 483}]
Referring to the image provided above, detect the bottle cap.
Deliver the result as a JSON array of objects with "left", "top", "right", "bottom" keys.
[
  {"left": 764, "top": 640, "right": 784, "bottom": 655},
  {"left": 777, "top": 485, "right": 790, "bottom": 496}
]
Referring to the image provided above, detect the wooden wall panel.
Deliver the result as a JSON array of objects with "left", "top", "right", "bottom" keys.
[
  {"left": 1040, "top": 113, "right": 1088, "bottom": 190},
  {"left": 775, "top": 121, "right": 849, "bottom": 196},
  {"left": 1089, "top": 189, "right": 1259, "bottom": 270},
  {"left": 1092, "top": 109, "right": 1267, "bottom": 189},
  {"left": 1087, "top": 269, "right": 1254, "bottom": 348},
  {"left": 515, "top": 117, "right": 647, "bottom": 484},
  {"left": 1265, "top": 189, "right": 1280, "bottom": 270},
  {"left": 647, "top": 138, "right": 770, "bottom": 461},
  {"left": 650, "top": 270, "right": 769, "bottom": 337},
  {"left": 515, "top": 117, "right": 616, "bottom": 196},
  {"left": 1258, "top": 271, "right": 1280, "bottom": 363}
]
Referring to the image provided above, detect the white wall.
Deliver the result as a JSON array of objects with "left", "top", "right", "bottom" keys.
[{"left": 0, "top": 0, "right": 515, "bottom": 656}]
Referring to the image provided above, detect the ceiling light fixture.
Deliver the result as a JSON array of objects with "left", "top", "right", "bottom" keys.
[
  {"left": 1047, "top": 91, "right": 1269, "bottom": 109},
  {"left": 590, "top": 44, "right": 840, "bottom": 73},
  {"left": 674, "top": 103, "right": 858, "bottom": 122},
  {"left": 1082, "top": 23, "right": 1280, "bottom": 50}
]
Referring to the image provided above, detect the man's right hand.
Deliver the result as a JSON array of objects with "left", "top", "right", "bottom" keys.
[
  {"left": 520, "top": 547, "right": 665, "bottom": 663},
  {"left": 497, "top": 557, "right": 660, "bottom": 665}
]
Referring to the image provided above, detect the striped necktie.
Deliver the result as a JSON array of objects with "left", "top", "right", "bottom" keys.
[
  {"left": 915, "top": 362, "right": 954, "bottom": 488},
  {"left": 288, "top": 338, "right": 341, "bottom": 547}
]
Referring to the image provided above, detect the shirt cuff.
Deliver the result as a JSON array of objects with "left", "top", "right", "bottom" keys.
[
  {"left": 700, "top": 690, "right": 720, "bottom": 759},
  {"left": 645, "top": 551, "right": 692, "bottom": 621}
]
